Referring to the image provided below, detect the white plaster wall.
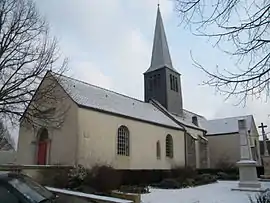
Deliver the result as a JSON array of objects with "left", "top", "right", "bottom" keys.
[
  {"left": 207, "top": 133, "right": 240, "bottom": 168},
  {"left": 17, "top": 120, "right": 38, "bottom": 165},
  {"left": 17, "top": 75, "right": 78, "bottom": 166},
  {"left": 77, "top": 108, "right": 185, "bottom": 169},
  {"left": 0, "top": 151, "right": 16, "bottom": 164},
  {"left": 185, "top": 126, "right": 206, "bottom": 168}
]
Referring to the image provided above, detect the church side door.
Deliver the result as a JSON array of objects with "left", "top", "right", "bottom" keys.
[{"left": 37, "top": 141, "right": 47, "bottom": 165}]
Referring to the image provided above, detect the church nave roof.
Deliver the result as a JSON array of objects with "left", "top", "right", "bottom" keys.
[{"left": 52, "top": 73, "right": 183, "bottom": 130}]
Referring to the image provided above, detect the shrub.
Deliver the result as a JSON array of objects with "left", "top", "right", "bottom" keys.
[
  {"left": 83, "top": 164, "right": 122, "bottom": 193},
  {"left": 217, "top": 172, "right": 230, "bottom": 180},
  {"left": 38, "top": 166, "right": 71, "bottom": 188},
  {"left": 197, "top": 168, "right": 238, "bottom": 175},
  {"left": 217, "top": 172, "right": 238, "bottom": 180},
  {"left": 194, "top": 173, "right": 217, "bottom": 186},
  {"left": 250, "top": 189, "right": 270, "bottom": 203},
  {"left": 197, "top": 168, "right": 239, "bottom": 181},
  {"left": 119, "top": 185, "right": 150, "bottom": 194},
  {"left": 154, "top": 179, "right": 181, "bottom": 189},
  {"left": 181, "top": 178, "right": 195, "bottom": 188},
  {"left": 67, "top": 164, "right": 88, "bottom": 190},
  {"left": 171, "top": 166, "right": 197, "bottom": 181}
]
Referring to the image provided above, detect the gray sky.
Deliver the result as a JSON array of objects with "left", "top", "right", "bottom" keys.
[{"left": 11, "top": 0, "right": 269, "bottom": 142}]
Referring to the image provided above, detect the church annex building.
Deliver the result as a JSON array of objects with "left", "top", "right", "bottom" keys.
[{"left": 17, "top": 7, "right": 261, "bottom": 170}]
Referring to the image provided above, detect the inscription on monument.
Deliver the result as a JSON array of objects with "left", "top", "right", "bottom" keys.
[
  {"left": 241, "top": 146, "right": 251, "bottom": 159},
  {"left": 240, "top": 135, "right": 248, "bottom": 146}
]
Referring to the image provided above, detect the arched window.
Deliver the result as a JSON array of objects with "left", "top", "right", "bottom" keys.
[
  {"left": 166, "top": 134, "right": 173, "bottom": 158},
  {"left": 156, "top": 141, "right": 161, "bottom": 159},
  {"left": 117, "top": 126, "right": 130, "bottom": 156}
]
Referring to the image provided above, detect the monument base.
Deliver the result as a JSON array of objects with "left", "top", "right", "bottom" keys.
[
  {"left": 237, "top": 160, "right": 261, "bottom": 189},
  {"left": 260, "top": 175, "right": 270, "bottom": 181},
  {"left": 231, "top": 187, "right": 267, "bottom": 192},
  {"left": 238, "top": 181, "right": 261, "bottom": 188}
]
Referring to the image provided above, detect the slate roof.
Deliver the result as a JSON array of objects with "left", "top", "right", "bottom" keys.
[
  {"left": 53, "top": 73, "right": 183, "bottom": 130},
  {"left": 50, "top": 72, "right": 255, "bottom": 135},
  {"left": 174, "top": 109, "right": 255, "bottom": 136},
  {"left": 182, "top": 109, "right": 207, "bottom": 130},
  {"left": 205, "top": 115, "right": 253, "bottom": 135},
  {"left": 145, "top": 6, "right": 176, "bottom": 73},
  {"left": 150, "top": 100, "right": 206, "bottom": 132},
  {"left": 171, "top": 113, "right": 207, "bottom": 131}
]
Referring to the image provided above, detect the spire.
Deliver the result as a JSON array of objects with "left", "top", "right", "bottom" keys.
[{"left": 145, "top": 6, "right": 176, "bottom": 73}]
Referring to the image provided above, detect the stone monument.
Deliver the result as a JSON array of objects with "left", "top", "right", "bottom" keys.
[{"left": 232, "top": 119, "right": 262, "bottom": 191}]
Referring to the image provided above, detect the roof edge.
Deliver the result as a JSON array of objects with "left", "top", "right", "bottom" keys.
[
  {"left": 206, "top": 132, "right": 238, "bottom": 136},
  {"left": 207, "top": 114, "right": 253, "bottom": 122},
  {"left": 77, "top": 104, "right": 184, "bottom": 131},
  {"left": 150, "top": 99, "right": 206, "bottom": 132}
]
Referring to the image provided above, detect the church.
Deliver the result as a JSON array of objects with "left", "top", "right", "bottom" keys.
[{"left": 16, "top": 6, "right": 261, "bottom": 169}]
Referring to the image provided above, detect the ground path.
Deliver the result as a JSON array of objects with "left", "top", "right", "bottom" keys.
[{"left": 142, "top": 181, "right": 270, "bottom": 203}]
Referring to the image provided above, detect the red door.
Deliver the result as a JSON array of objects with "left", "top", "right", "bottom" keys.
[{"left": 37, "top": 141, "right": 47, "bottom": 165}]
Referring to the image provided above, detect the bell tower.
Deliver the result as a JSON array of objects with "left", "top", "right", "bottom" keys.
[{"left": 144, "top": 5, "right": 183, "bottom": 116}]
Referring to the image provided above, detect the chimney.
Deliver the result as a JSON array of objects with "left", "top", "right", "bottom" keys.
[{"left": 192, "top": 116, "right": 198, "bottom": 126}]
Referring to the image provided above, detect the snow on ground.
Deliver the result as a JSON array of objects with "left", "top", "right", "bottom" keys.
[{"left": 142, "top": 181, "right": 270, "bottom": 203}]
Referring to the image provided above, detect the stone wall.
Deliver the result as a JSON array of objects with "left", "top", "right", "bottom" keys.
[
  {"left": 186, "top": 134, "right": 196, "bottom": 168},
  {"left": 199, "top": 137, "right": 208, "bottom": 168},
  {"left": 47, "top": 187, "right": 133, "bottom": 203},
  {"left": 50, "top": 192, "right": 134, "bottom": 203}
]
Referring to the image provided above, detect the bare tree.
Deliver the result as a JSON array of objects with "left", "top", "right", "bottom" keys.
[
  {"left": 175, "top": 0, "right": 270, "bottom": 103},
  {"left": 0, "top": 120, "right": 14, "bottom": 150},
  {"left": 0, "top": 0, "right": 68, "bottom": 128}
]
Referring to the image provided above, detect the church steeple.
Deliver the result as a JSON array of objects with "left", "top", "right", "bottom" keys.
[
  {"left": 145, "top": 6, "right": 176, "bottom": 73},
  {"left": 144, "top": 6, "right": 183, "bottom": 116}
]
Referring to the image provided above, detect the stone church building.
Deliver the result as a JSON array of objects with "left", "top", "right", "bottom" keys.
[{"left": 17, "top": 7, "right": 260, "bottom": 169}]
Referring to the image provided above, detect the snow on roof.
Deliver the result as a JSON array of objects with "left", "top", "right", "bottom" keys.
[
  {"left": 150, "top": 99, "right": 205, "bottom": 132},
  {"left": 53, "top": 73, "right": 182, "bottom": 130},
  {"left": 179, "top": 109, "right": 254, "bottom": 136},
  {"left": 182, "top": 109, "right": 208, "bottom": 130},
  {"left": 171, "top": 113, "right": 206, "bottom": 131},
  {"left": 205, "top": 115, "right": 253, "bottom": 135}
]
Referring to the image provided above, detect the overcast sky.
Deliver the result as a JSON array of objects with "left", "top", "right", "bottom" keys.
[{"left": 18, "top": 0, "right": 269, "bottom": 139}]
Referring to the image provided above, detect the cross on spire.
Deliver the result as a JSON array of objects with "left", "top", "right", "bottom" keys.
[
  {"left": 259, "top": 122, "right": 269, "bottom": 156},
  {"left": 259, "top": 122, "right": 267, "bottom": 135}
]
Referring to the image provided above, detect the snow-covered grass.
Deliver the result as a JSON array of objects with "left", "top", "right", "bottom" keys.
[{"left": 142, "top": 181, "right": 270, "bottom": 203}]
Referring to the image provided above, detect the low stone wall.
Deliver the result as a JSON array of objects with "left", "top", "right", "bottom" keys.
[
  {"left": 0, "top": 164, "right": 73, "bottom": 186},
  {"left": 47, "top": 187, "right": 133, "bottom": 203},
  {"left": 111, "top": 191, "right": 141, "bottom": 203},
  {"left": 0, "top": 165, "right": 133, "bottom": 203},
  {"left": 53, "top": 193, "right": 90, "bottom": 203}
]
